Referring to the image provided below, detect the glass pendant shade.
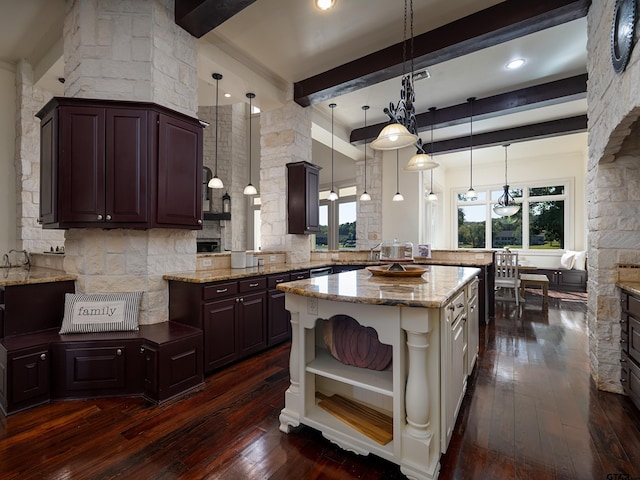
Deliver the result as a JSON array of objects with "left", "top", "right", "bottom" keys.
[
  {"left": 465, "top": 187, "right": 477, "bottom": 201},
  {"left": 404, "top": 153, "right": 439, "bottom": 171},
  {"left": 243, "top": 183, "right": 257, "bottom": 195},
  {"left": 427, "top": 191, "right": 438, "bottom": 202},
  {"left": 360, "top": 191, "right": 371, "bottom": 201},
  {"left": 493, "top": 201, "right": 520, "bottom": 216},
  {"left": 328, "top": 190, "right": 338, "bottom": 201},
  {"left": 371, "top": 123, "right": 417, "bottom": 150},
  {"left": 393, "top": 192, "right": 404, "bottom": 202},
  {"left": 493, "top": 144, "right": 520, "bottom": 216},
  {"left": 208, "top": 176, "right": 223, "bottom": 189}
]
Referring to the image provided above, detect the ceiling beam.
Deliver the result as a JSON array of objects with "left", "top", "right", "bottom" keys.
[
  {"left": 350, "top": 74, "right": 588, "bottom": 144},
  {"left": 175, "top": 0, "right": 257, "bottom": 38},
  {"left": 294, "top": 0, "right": 591, "bottom": 107},
  {"left": 428, "top": 115, "right": 587, "bottom": 155}
]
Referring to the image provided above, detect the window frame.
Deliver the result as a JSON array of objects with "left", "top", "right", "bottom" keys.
[{"left": 316, "top": 186, "right": 357, "bottom": 251}]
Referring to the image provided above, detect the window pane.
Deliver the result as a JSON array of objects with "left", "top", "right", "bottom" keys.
[
  {"left": 491, "top": 188, "right": 522, "bottom": 200},
  {"left": 338, "top": 201, "right": 356, "bottom": 249},
  {"left": 339, "top": 186, "right": 357, "bottom": 197},
  {"left": 529, "top": 185, "right": 564, "bottom": 196},
  {"left": 492, "top": 209, "right": 522, "bottom": 248},
  {"left": 458, "top": 205, "right": 486, "bottom": 248},
  {"left": 457, "top": 191, "right": 487, "bottom": 202},
  {"left": 253, "top": 209, "right": 261, "bottom": 251},
  {"left": 316, "top": 204, "right": 328, "bottom": 250},
  {"left": 529, "top": 200, "right": 564, "bottom": 249}
]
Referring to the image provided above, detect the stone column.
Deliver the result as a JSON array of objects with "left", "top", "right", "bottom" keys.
[
  {"left": 61, "top": 0, "right": 199, "bottom": 324},
  {"left": 259, "top": 97, "right": 313, "bottom": 263},
  {"left": 356, "top": 149, "right": 383, "bottom": 249},
  {"left": 14, "top": 60, "right": 64, "bottom": 252}
]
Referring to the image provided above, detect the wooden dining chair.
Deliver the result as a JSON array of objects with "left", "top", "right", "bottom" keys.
[{"left": 495, "top": 250, "right": 520, "bottom": 305}]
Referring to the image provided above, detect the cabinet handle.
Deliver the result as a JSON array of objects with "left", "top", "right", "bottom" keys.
[
  {"left": 140, "top": 347, "right": 145, "bottom": 354},
  {"left": 240, "top": 298, "right": 244, "bottom": 302},
  {"left": 106, "top": 214, "right": 112, "bottom": 221},
  {"left": 216, "top": 288, "right": 228, "bottom": 293},
  {"left": 97, "top": 214, "right": 103, "bottom": 220},
  {"left": 40, "top": 353, "right": 46, "bottom": 361},
  {"left": 249, "top": 283, "right": 259, "bottom": 288},
  {"left": 456, "top": 302, "right": 464, "bottom": 309},
  {"left": 470, "top": 305, "right": 476, "bottom": 311},
  {"left": 275, "top": 279, "right": 283, "bottom": 283},
  {"left": 116, "top": 349, "right": 122, "bottom": 356},
  {"left": 621, "top": 358, "right": 626, "bottom": 363},
  {"left": 197, "top": 219, "right": 203, "bottom": 225},
  {"left": 448, "top": 304, "right": 455, "bottom": 311}
]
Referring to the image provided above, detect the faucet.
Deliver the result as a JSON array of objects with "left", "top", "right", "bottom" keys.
[
  {"left": 369, "top": 242, "right": 383, "bottom": 261},
  {"left": 6, "top": 249, "right": 30, "bottom": 270}
]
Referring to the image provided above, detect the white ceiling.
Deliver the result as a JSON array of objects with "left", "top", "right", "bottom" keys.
[{"left": 0, "top": 0, "right": 589, "bottom": 175}]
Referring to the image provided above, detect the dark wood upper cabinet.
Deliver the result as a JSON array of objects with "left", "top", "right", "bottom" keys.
[
  {"left": 287, "top": 161, "right": 320, "bottom": 234},
  {"left": 37, "top": 97, "right": 203, "bottom": 230}
]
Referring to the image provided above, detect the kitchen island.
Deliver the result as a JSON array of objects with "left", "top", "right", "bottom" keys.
[{"left": 277, "top": 265, "right": 479, "bottom": 480}]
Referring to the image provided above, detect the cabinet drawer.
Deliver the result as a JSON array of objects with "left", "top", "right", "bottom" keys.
[
  {"left": 622, "top": 352, "right": 640, "bottom": 409},
  {"left": 290, "top": 270, "right": 310, "bottom": 281},
  {"left": 268, "top": 273, "right": 290, "bottom": 289},
  {"left": 629, "top": 294, "right": 640, "bottom": 319},
  {"left": 203, "top": 281, "right": 238, "bottom": 300},
  {"left": 447, "top": 291, "right": 466, "bottom": 321},
  {"left": 239, "top": 277, "right": 266, "bottom": 293}
]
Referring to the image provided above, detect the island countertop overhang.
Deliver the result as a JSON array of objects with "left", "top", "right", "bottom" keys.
[{"left": 276, "top": 265, "right": 480, "bottom": 309}]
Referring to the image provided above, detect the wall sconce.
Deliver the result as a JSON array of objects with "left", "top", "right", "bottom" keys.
[{"left": 222, "top": 192, "right": 231, "bottom": 213}]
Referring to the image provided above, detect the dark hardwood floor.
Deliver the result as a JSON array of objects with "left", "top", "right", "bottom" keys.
[{"left": 2, "top": 295, "right": 640, "bottom": 479}]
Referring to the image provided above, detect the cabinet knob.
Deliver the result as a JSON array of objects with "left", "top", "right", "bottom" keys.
[
  {"left": 40, "top": 353, "right": 46, "bottom": 361},
  {"left": 106, "top": 214, "right": 112, "bottom": 221},
  {"left": 140, "top": 347, "right": 145, "bottom": 354},
  {"left": 116, "top": 349, "right": 122, "bottom": 356},
  {"left": 198, "top": 219, "right": 203, "bottom": 225},
  {"left": 240, "top": 298, "right": 244, "bottom": 302},
  {"left": 448, "top": 304, "right": 455, "bottom": 311},
  {"left": 621, "top": 378, "right": 627, "bottom": 383},
  {"left": 97, "top": 214, "right": 103, "bottom": 220},
  {"left": 621, "top": 358, "right": 626, "bottom": 363},
  {"left": 236, "top": 298, "right": 240, "bottom": 303}
]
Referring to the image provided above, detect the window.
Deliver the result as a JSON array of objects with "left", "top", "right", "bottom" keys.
[
  {"left": 456, "top": 180, "right": 571, "bottom": 250},
  {"left": 314, "top": 186, "right": 357, "bottom": 250}
]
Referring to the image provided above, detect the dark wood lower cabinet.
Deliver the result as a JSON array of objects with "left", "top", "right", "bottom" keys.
[
  {"left": 203, "top": 297, "right": 238, "bottom": 371},
  {"left": 0, "top": 323, "right": 203, "bottom": 415},
  {"left": 621, "top": 290, "right": 640, "bottom": 412}
]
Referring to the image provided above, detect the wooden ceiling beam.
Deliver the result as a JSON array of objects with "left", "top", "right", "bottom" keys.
[
  {"left": 428, "top": 114, "right": 587, "bottom": 155},
  {"left": 294, "top": 0, "right": 590, "bottom": 107},
  {"left": 350, "top": 74, "right": 588, "bottom": 144},
  {"left": 175, "top": 0, "right": 257, "bottom": 38}
]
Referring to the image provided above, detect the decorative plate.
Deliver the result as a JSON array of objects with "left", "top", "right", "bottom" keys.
[
  {"left": 367, "top": 265, "right": 428, "bottom": 277},
  {"left": 611, "top": 0, "right": 637, "bottom": 73}
]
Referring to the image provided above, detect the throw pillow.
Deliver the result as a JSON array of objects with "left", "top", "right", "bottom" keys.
[
  {"left": 560, "top": 251, "right": 576, "bottom": 269},
  {"left": 572, "top": 250, "right": 587, "bottom": 270},
  {"left": 59, "top": 291, "right": 143, "bottom": 334}
]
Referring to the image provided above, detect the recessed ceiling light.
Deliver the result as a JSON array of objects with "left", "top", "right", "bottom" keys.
[
  {"left": 224, "top": 93, "right": 231, "bottom": 98},
  {"left": 315, "top": 0, "right": 335, "bottom": 11},
  {"left": 506, "top": 58, "right": 526, "bottom": 70}
]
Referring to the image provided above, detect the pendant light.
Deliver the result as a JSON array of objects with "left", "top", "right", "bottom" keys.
[
  {"left": 392, "top": 150, "right": 404, "bottom": 202},
  {"left": 360, "top": 105, "right": 371, "bottom": 201},
  {"left": 327, "top": 103, "right": 338, "bottom": 201},
  {"left": 208, "top": 73, "right": 224, "bottom": 189},
  {"left": 465, "top": 97, "right": 477, "bottom": 201},
  {"left": 405, "top": 106, "right": 439, "bottom": 171},
  {"left": 371, "top": 0, "right": 418, "bottom": 151},
  {"left": 243, "top": 92, "right": 258, "bottom": 196},
  {"left": 493, "top": 144, "right": 520, "bottom": 216}
]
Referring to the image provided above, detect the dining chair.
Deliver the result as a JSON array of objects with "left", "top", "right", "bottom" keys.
[{"left": 495, "top": 250, "right": 520, "bottom": 305}]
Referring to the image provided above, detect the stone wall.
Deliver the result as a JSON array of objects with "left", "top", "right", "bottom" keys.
[
  {"left": 587, "top": 0, "right": 640, "bottom": 392},
  {"left": 259, "top": 98, "right": 313, "bottom": 263},
  {"left": 356, "top": 149, "right": 383, "bottom": 249},
  {"left": 14, "top": 60, "right": 64, "bottom": 252}
]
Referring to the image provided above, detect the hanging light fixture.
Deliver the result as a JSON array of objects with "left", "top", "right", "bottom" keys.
[
  {"left": 405, "top": 106, "right": 439, "bottom": 171},
  {"left": 327, "top": 103, "right": 338, "bottom": 201},
  {"left": 243, "top": 92, "right": 258, "bottom": 196},
  {"left": 371, "top": 0, "right": 418, "bottom": 151},
  {"left": 208, "top": 73, "right": 224, "bottom": 189},
  {"left": 425, "top": 107, "right": 439, "bottom": 201},
  {"left": 465, "top": 97, "right": 478, "bottom": 200},
  {"left": 360, "top": 105, "right": 371, "bottom": 201},
  {"left": 392, "top": 150, "right": 404, "bottom": 202},
  {"left": 493, "top": 144, "right": 520, "bottom": 216}
]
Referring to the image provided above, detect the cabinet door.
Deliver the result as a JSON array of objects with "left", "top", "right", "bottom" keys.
[
  {"left": 105, "top": 108, "right": 148, "bottom": 223},
  {"left": 305, "top": 166, "right": 320, "bottom": 232},
  {"left": 287, "top": 162, "right": 320, "bottom": 234},
  {"left": 59, "top": 106, "right": 106, "bottom": 223},
  {"left": 467, "top": 282, "right": 479, "bottom": 374},
  {"left": 556, "top": 270, "right": 587, "bottom": 292},
  {"left": 9, "top": 348, "right": 50, "bottom": 407},
  {"left": 203, "top": 298, "right": 238, "bottom": 372},
  {"left": 141, "top": 344, "right": 159, "bottom": 399},
  {"left": 268, "top": 289, "right": 291, "bottom": 345},
  {"left": 156, "top": 113, "right": 203, "bottom": 227},
  {"left": 39, "top": 111, "right": 57, "bottom": 225},
  {"left": 238, "top": 291, "right": 267, "bottom": 357}
]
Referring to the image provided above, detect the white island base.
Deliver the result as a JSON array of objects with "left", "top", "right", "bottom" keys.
[{"left": 278, "top": 268, "right": 479, "bottom": 480}]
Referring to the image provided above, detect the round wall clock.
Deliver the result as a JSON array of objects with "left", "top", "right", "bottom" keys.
[{"left": 611, "top": 0, "right": 637, "bottom": 73}]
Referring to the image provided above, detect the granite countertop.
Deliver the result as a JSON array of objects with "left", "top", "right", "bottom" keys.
[
  {"left": 163, "top": 262, "right": 334, "bottom": 284},
  {"left": 0, "top": 267, "right": 76, "bottom": 287},
  {"left": 617, "top": 281, "right": 640, "bottom": 297},
  {"left": 276, "top": 265, "right": 480, "bottom": 309}
]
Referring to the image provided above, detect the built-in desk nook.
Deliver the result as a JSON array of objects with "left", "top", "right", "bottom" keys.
[{"left": 277, "top": 266, "right": 479, "bottom": 480}]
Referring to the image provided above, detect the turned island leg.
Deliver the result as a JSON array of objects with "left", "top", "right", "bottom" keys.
[{"left": 279, "top": 310, "right": 301, "bottom": 433}]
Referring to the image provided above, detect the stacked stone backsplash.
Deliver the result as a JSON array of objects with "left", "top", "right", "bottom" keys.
[
  {"left": 618, "top": 264, "right": 640, "bottom": 283},
  {"left": 57, "top": 0, "right": 200, "bottom": 325}
]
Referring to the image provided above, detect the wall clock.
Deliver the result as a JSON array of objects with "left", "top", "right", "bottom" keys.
[{"left": 611, "top": 0, "right": 637, "bottom": 73}]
